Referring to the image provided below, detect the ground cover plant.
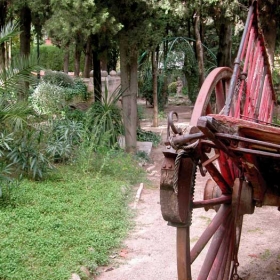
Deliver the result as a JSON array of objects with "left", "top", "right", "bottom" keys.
[{"left": 0, "top": 150, "right": 145, "bottom": 280}]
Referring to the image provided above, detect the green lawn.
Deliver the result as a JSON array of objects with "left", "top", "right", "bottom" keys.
[{"left": 0, "top": 153, "right": 145, "bottom": 279}]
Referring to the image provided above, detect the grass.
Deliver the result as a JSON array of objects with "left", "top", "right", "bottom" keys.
[
  {"left": 0, "top": 151, "right": 145, "bottom": 280},
  {"left": 260, "top": 249, "right": 271, "bottom": 260},
  {"left": 199, "top": 215, "right": 212, "bottom": 225},
  {"left": 247, "top": 227, "right": 262, "bottom": 233}
]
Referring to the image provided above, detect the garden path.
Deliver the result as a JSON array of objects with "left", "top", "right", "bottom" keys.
[{"left": 95, "top": 100, "right": 280, "bottom": 280}]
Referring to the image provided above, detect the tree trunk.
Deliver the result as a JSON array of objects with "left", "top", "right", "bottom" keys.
[
  {"left": 120, "top": 33, "right": 138, "bottom": 154},
  {"left": 259, "top": 1, "right": 278, "bottom": 67},
  {"left": 194, "top": 11, "right": 205, "bottom": 86},
  {"left": 162, "top": 40, "right": 168, "bottom": 106},
  {"left": 6, "top": 40, "right": 11, "bottom": 67},
  {"left": 19, "top": 6, "right": 31, "bottom": 57},
  {"left": 92, "top": 35, "right": 101, "bottom": 101},
  {"left": 108, "top": 47, "right": 118, "bottom": 72},
  {"left": 63, "top": 44, "right": 70, "bottom": 73},
  {"left": 0, "top": 43, "right": 5, "bottom": 70},
  {"left": 216, "top": 22, "right": 232, "bottom": 67},
  {"left": 152, "top": 51, "right": 158, "bottom": 127},
  {"left": 19, "top": 5, "right": 32, "bottom": 100},
  {"left": 83, "top": 36, "right": 92, "bottom": 78},
  {"left": 100, "top": 49, "right": 108, "bottom": 72},
  {"left": 0, "top": 1, "right": 7, "bottom": 70},
  {"left": 74, "top": 45, "right": 81, "bottom": 77}
]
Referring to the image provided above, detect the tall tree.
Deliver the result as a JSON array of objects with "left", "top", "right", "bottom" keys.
[{"left": 105, "top": 0, "right": 172, "bottom": 152}]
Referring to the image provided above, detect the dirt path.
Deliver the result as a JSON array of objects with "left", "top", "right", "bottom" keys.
[{"left": 96, "top": 102, "right": 280, "bottom": 280}]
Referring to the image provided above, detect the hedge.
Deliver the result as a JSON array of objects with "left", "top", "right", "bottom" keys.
[{"left": 32, "top": 45, "right": 85, "bottom": 72}]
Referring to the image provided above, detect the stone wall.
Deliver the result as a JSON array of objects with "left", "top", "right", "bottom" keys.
[{"left": 85, "top": 70, "right": 121, "bottom": 101}]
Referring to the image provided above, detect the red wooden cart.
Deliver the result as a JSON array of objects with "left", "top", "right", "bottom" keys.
[{"left": 160, "top": 1, "right": 279, "bottom": 279}]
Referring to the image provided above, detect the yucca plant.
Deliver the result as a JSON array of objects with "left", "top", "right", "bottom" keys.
[{"left": 86, "top": 84, "right": 124, "bottom": 148}]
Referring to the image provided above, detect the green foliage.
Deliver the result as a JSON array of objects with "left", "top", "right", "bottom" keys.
[
  {"left": 168, "top": 81, "right": 177, "bottom": 94},
  {"left": 37, "top": 45, "right": 65, "bottom": 71},
  {"left": 135, "top": 150, "right": 151, "bottom": 165},
  {"left": 137, "top": 104, "right": 145, "bottom": 120},
  {"left": 137, "top": 128, "right": 161, "bottom": 147},
  {"left": 32, "top": 45, "right": 85, "bottom": 72},
  {"left": 0, "top": 99, "right": 33, "bottom": 131},
  {"left": 42, "top": 70, "right": 74, "bottom": 87},
  {"left": 86, "top": 86, "right": 124, "bottom": 148},
  {"left": 0, "top": 22, "right": 51, "bottom": 182},
  {"left": 0, "top": 132, "right": 16, "bottom": 198},
  {"left": 30, "top": 75, "right": 88, "bottom": 116},
  {"left": 0, "top": 21, "right": 20, "bottom": 45},
  {"left": 30, "top": 82, "right": 67, "bottom": 116},
  {"left": 138, "top": 68, "right": 165, "bottom": 109},
  {"left": 0, "top": 155, "right": 144, "bottom": 279},
  {"left": 91, "top": 149, "right": 146, "bottom": 184},
  {"left": 63, "top": 107, "right": 86, "bottom": 123},
  {"left": 158, "top": 110, "right": 167, "bottom": 120},
  {"left": 64, "top": 78, "right": 88, "bottom": 101},
  {"left": 7, "top": 129, "right": 54, "bottom": 180},
  {"left": 0, "top": 54, "right": 41, "bottom": 98},
  {"left": 46, "top": 119, "right": 84, "bottom": 162},
  {"left": 0, "top": 23, "right": 39, "bottom": 100}
]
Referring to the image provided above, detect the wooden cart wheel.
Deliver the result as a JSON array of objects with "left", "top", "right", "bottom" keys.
[
  {"left": 190, "top": 67, "right": 233, "bottom": 126},
  {"left": 176, "top": 67, "right": 244, "bottom": 280}
]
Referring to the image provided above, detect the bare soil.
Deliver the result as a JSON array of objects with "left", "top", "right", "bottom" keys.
[{"left": 96, "top": 100, "right": 280, "bottom": 280}]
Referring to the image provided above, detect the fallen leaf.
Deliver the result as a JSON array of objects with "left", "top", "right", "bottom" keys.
[{"left": 248, "top": 254, "right": 259, "bottom": 258}]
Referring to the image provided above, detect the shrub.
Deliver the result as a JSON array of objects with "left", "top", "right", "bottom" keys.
[
  {"left": 168, "top": 81, "right": 177, "bottom": 94},
  {"left": 63, "top": 107, "right": 86, "bottom": 122},
  {"left": 46, "top": 119, "right": 84, "bottom": 162},
  {"left": 42, "top": 70, "right": 74, "bottom": 88},
  {"left": 30, "top": 45, "right": 85, "bottom": 72},
  {"left": 8, "top": 130, "right": 53, "bottom": 180},
  {"left": 30, "top": 82, "right": 67, "bottom": 116},
  {"left": 64, "top": 78, "right": 88, "bottom": 101},
  {"left": 37, "top": 45, "right": 64, "bottom": 71},
  {"left": 32, "top": 72, "right": 88, "bottom": 116},
  {"left": 137, "top": 128, "right": 161, "bottom": 147}
]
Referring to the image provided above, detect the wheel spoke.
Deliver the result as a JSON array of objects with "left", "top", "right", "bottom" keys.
[
  {"left": 198, "top": 214, "right": 232, "bottom": 280},
  {"left": 177, "top": 227, "right": 192, "bottom": 280},
  {"left": 190, "top": 204, "right": 231, "bottom": 264},
  {"left": 218, "top": 224, "right": 234, "bottom": 280},
  {"left": 211, "top": 217, "right": 234, "bottom": 280}
]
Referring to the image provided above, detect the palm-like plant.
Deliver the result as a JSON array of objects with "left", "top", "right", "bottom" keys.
[
  {"left": 0, "top": 22, "right": 50, "bottom": 186},
  {"left": 0, "top": 22, "right": 40, "bottom": 100}
]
